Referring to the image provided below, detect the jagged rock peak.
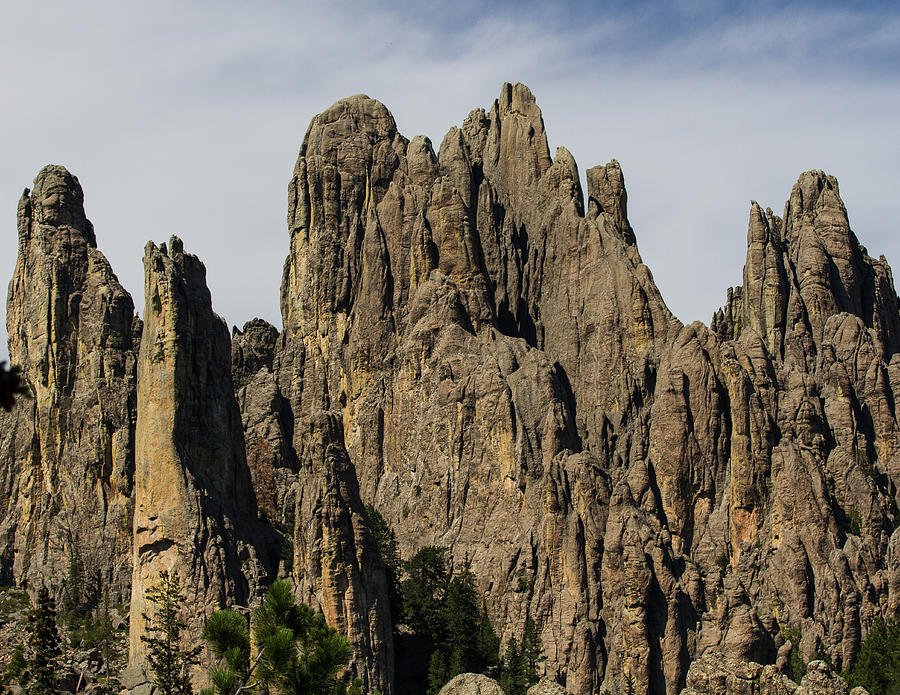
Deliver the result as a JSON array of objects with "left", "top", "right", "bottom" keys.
[
  {"left": 130, "top": 235, "right": 271, "bottom": 679},
  {"left": 717, "top": 169, "right": 900, "bottom": 359},
  {"left": 18, "top": 164, "right": 95, "bottom": 246},
  {"left": 1, "top": 164, "right": 136, "bottom": 598}
]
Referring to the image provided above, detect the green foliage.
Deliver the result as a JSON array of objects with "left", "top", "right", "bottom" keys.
[
  {"left": 780, "top": 627, "right": 807, "bottom": 682},
  {"left": 475, "top": 602, "right": 501, "bottom": 677},
  {"left": 365, "top": 505, "right": 402, "bottom": 624},
  {"left": 497, "top": 619, "right": 544, "bottom": 695},
  {"left": 142, "top": 570, "right": 201, "bottom": 695},
  {"left": 203, "top": 609, "right": 251, "bottom": 695},
  {"left": 519, "top": 618, "right": 544, "bottom": 679},
  {"left": 425, "top": 560, "right": 499, "bottom": 694},
  {"left": 204, "top": 579, "right": 358, "bottom": 695},
  {"left": 402, "top": 546, "right": 450, "bottom": 641},
  {"left": 847, "top": 508, "right": 862, "bottom": 536},
  {"left": 280, "top": 537, "right": 294, "bottom": 574},
  {"left": 498, "top": 638, "right": 521, "bottom": 695},
  {"left": 624, "top": 672, "right": 636, "bottom": 695},
  {"left": 714, "top": 551, "right": 729, "bottom": 573},
  {"left": 26, "top": 586, "right": 62, "bottom": 695},
  {"left": 5, "top": 643, "right": 26, "bottom": 683},
  {"left": 427, "top": 650, "right": 449, "bottom": 695},
  {"left": 60, "top": 544, "right": 105, "bottom": 652},
  {"left": 844, "top": 618, "right": 900, "bottom": 695},
  {"left": 78, "top": 591, "right": 125, "bottom": 690},
  {"left": 399, "top": 549, "right": 501, "bottom": 694}
]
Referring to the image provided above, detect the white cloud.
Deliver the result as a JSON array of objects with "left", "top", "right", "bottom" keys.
[{"left": 1, "top": 1, "right": 897, "bottom": 361}]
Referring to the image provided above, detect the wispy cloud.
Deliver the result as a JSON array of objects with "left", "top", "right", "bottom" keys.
[{"left": 1, "top": 1, "right": 898, "bottom": 359}]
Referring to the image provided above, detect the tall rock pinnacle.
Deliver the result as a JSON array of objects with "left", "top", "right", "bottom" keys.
[
  {"left": 129, "top": 236, "right": 271, "bottom": 671},
  {"left": 0, "top": 165, "right": 137, "bottom": 599}
]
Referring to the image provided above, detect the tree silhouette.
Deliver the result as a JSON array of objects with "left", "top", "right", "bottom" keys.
[
  {"left": 26, "top": 587, "right": 62, "bottom": 695},
  {"left": 142, "top": 570, "right": 201, "bottom": 695}
]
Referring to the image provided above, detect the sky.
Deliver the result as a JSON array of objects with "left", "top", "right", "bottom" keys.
[{"left": 1, "top": 1, "right": 898, "bottom": 361}]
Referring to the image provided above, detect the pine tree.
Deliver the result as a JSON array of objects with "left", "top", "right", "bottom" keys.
[
  {"left": 498, "top": 618, "right": 544, "bottom": 695},
  {"left": 142, "top": 570, "right": 201, "bottom": 695},
  {"left": 26, "top": 586, "right": 62, "bottom": 695},
  {"left": 499, "top": 637, "right": 522, "bottom": 695},
  {"left": 92, "top": 592, "right": 123, "bottom": 692},
  {"left": 203, "top": 609, "right": 251, "bottom": 695},
  {"left": 401, "top": 546, "right": 449, "bottom": 642},
  {"left": 474, "top": 601, "right": 500, "bottom": 677},
  {"left": 426, "top": 649, "right": 450, "bottom": 695},
  {"left": 441, "top": 560, "right": 480, "bottom": 679},
  {"left": 204, "top": 579, "right": 359, "bottom": 695},
  {"left": 519, "top": 618, "right": 543, "bottom": 687},
  {"left": 844, "top": 618, "right": 900, "bottom": 695}
]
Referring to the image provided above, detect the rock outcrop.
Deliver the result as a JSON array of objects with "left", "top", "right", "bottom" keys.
[
  {"left": 681, "top": 651, "right": 867, "bottom": 695},
  {"left": 0, "top": 165, "right": 137, "bottom": 601},
  {"left": 436, "top": 673, "right": 506, "bottom": 695},
  {"left": 129, "top": 237, "right": 272, "bottom": 668},
  {"left": 272, "top": 85, "right": 900, "bottom": 695}
]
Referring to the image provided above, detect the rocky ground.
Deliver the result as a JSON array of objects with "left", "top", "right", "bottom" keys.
[{"left": 0, "top": 586, "right": 128, "bottom": 695}]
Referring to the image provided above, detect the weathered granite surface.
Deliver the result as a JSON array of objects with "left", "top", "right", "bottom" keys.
[
  {"left": 681, "top": 651, "right": 867, "bottom": 695},
  {"left": 0, "top": 165, "right": 137, "bottom": 601},
  {"left": 268, "top": 85, "right": 900, "bottom": 694},
  {"left": 128, "top": 236, "right": 274, "bottom": 673}
]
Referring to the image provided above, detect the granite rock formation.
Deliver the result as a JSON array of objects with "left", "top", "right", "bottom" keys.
[
  {"left": 2, "top": 84, "right": 900, "bottom": 695},
  {"left": 681, "top": 651, "right": 866, "bottom": 695},
  {"left": 0, "top": 165, "right": 137, "bottom": 600},
  {"left": 267, "top": 84, "right": 900, "bottom": 694},
  {"left": 128, "top": 236, "right": 273, "bottom": 667},
  {"left": 436, "top": 673, "right": 506, "bottom": 695}
]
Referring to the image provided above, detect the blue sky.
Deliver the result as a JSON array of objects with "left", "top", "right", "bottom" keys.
[{"left": 1, "top": 1, "right": 899, "bottom": 359}]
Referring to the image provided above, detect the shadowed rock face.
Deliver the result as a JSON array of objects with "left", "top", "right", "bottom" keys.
[
  {"left": 0, "top": 165, "right": 137, "bottom": 601},
  {"left": 4, "top": 85, "right": 900, "bottom": 695}
]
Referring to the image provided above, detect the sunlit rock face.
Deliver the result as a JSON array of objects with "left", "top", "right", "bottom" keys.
[
  {"left": 128, "top": 236, "right": 273, "bottom": 672},
  {"left": 268, "top": 85, "right": 900, "bottom": 695},
  {"left": 0, "top": 165, "right": 137, "bottom": 601},
  {"left": 4, "top": 84, "right": 900, "bottom": 695}
]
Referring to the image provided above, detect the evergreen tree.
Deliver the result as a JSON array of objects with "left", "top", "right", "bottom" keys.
[
  {"left": 498, "top": 619, "right": 544, "bottom": 695},
  {"left": 60, "top": 543, "right": 100, "bottom": 645},
  {"left": 399, "top": 549, "right": 501, "bottom": 694},
  {"left": 401, "top": 546, "right": 450, "bottom": 641},
  {"left": 365, "top": 505, "right": 402, "bottom": 624},
  {"left": 204, "top": 579, "right": 359, "bottom": 695},
  {"left": 25, "top": 586, "right": 62, "bottom": 695},
  {"left": 499, "top": 638, "right": 522, "bottom": 695},
  {"left": 474, "top": 602, "right": 500, "bottom": 677},
  {"left": 142, "top": 570, "right": 201, "bottom": 695},
  {"left": 61, "top": 548, "right": 86, "bottom": 625},
  {"left": 91, "top": 592, "right": 123, "bottom": 692},
  {"left": 441, "top": 560, "right": 479, "bottom": 671},
  {"left": 519, "top": 618, "right": 543, "bottom": 686},
  {"left": 426, "top": 650, "right": 449, "bottom": 695},
  {"left": 844, "top": 618, "right": 900, "bottom": 695},
  {"left": 203, "top": 609, "right": 250, "bottom": 695}
]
